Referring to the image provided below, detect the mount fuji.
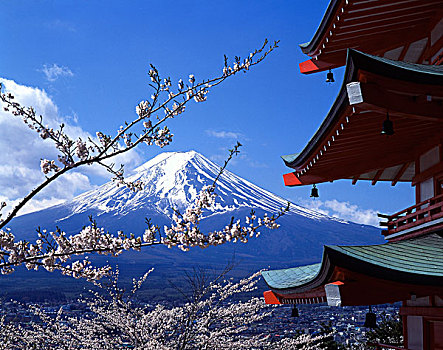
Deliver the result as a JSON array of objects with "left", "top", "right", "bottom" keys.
[{"left": 4, "top": 151, "right": 382, "bottom": 299}]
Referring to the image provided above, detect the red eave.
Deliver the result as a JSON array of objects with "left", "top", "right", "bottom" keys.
[
  {"left": 282, "top": 172, "right": 302, "bottom": 187},
  {"left": 263, "top": 290, "right": 281, "bottom": 305},
  {"left": 264, "top": 286, "right": 327, "bottom": 305},
  {"left": 299, "top": 0, "right": 443, "bottom": 74},
  {"left": 265, "top": 268, "right": 443, "bottom": 307},
  {"left": 299, "top": 59, "right": 340, "bottom": 75}
]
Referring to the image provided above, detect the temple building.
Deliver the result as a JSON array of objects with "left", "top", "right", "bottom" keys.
[{"left": 262, "top": 1, "right": 443, "bottom": 349}]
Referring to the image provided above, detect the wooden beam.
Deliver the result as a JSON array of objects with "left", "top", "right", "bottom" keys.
[
  {"left": 433, "top": 53, "right": 443, "bottom": 65},
  {"left": 324, "top": 132, "right": 437, "bottom": 155},
  {"left": 357, "top": 84, "right": 443, "bottom": 122},
  {"left": 417, "top": 36, "right": 430, "bottom": 64},
  {"left": 352, "top": 175, "right": 359, "bottom": 185},
  {"left": 426, "top": 33, "right": 443, "bottom": 60},
  {"left": 391, "top": 162, "right": 410, "bottom": 186},
  {"left": 324, "top": 126, "right": 439, "bottom": 150},
  {"left": 327, "top": 266, "right": 443, "bottom": 306},
  {"left": 326, "top": 24, "right": 427, "bottom": 47},
  {"left": 397, "top": 42, "right": 411, "bottom": 61},
  {"left": 372, "top": 169, "right": 383, "bottom": 185},
  {"left": 297, "top": 152, "right": 420, "bottom": 186},
  {"left": 339, "top": 6, "right": 436, "bottom": 30},
  {"left": 358, "top": 70, "right": 443, "bottom": 96},
  {"left": 400, "top": 306, "right": 443, "bottom": 318},
  {"left": 335, "top": 18, "right": 427, "bottom": 39},
  {"left": 313, "top": 134, "right": 433, "bottom": 162},
  {"left": 347, "top": 0, "right": 440, "bottom": 15},
  {"left": 412, "top": 162, "right": 443, "bottom": 186},
  {"left": 315, "top": 127, "right": 436, "bottom": 159}
]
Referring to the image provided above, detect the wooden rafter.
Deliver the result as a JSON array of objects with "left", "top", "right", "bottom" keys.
[
  {"left": 371, "top": 169, "right": 384, "bottom": 186},
  {"left": 398, "top": 42, "right": 411, "bottom": 61},
  {"left": 392, "top": 162, "right": 411, "bottom": 186}
]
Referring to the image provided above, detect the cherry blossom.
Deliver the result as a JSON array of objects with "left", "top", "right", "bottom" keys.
[{"left": 0, "top": 269, "right": 328, "bottom": 349}]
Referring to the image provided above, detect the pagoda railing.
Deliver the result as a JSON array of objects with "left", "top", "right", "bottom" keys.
[
  {"left": 367, "top": 343, "right": 410, "bottom": 350},
  {"left": 379, "top": 193, "right": 443, "bottom": 237}
]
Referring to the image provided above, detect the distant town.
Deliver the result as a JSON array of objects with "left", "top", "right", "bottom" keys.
[{"left": 1, "top": 296, "right": 399, "bottom": 348}]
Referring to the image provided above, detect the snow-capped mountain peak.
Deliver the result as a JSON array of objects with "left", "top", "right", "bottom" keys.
[{"left": 61, "top": 151, "right": 334, "bottom": 222}]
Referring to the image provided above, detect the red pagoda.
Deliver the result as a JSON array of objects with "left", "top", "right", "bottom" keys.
[{"left": 262, "top": 1, "right": 443, "bottom": 349}]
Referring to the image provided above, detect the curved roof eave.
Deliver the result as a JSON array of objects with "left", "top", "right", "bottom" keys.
[
  {"left": 283, "top": 49, "right": 356, "bottom": 169},
  {"left": 262, "top": 233, "right": 443, "bottom": 294},
  {"left": 299, "top": 0, "right": 341, "bottom": 55},
  {"left": 283, "top": 49, "right": 443, "bottom": 169},
  {"left": 261, "top": 256, "right": 332, "bottom": 294}
]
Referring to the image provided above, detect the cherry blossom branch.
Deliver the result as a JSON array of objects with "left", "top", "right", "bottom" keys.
[
  {"left": 0, "top": 145, "right": 289, "bottom": 278},
  {"left": 0, "top": 39, "right": 279, "bottom": 228},
  {"left": 0, "top": 269, "right": 329, "bottom": 349}
]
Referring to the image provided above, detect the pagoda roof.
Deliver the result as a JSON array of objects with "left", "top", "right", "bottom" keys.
[
  {"left": 299, "top": 0, "right": 443, "bottom": 74},
  {"left": 262, "top": 233, "right": 443, "bottom": 305},
  {"left": 283, "top": 49, "right": 443, "bottom": 187}
]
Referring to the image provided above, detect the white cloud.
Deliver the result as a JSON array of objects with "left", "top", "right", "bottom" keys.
[
  {"left": 0, "top": 173, "right": 92, "bottom": 216},
  {"left": 205, "top": 129, "right": 244, "bottom": 139},
  {"left": 300, "top": 198, "right": 379, "bottom": 226},
  {"left": 40, "top": 63, "right": 74, "bottom": 82},
  {"left": 0, "top": 78, "right": 141, "bottom": 216}
]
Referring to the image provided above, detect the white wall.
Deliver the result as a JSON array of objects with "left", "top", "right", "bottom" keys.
[{"left": 418, "top": 146, "right": 440, "bottom": 201}]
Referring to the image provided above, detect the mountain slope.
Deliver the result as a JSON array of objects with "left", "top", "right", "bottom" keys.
[
  {"left": 4, "top": 151, "right": 382, "bottom": 299},
  {"left": 61, "top": 150, "right": 334, "bottom": 221}
]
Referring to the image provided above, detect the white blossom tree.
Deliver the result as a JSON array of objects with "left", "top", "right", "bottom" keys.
[
  {"left": 0, "top": 269, "right": 327, "bottom": 350},
  {"left": 0, "top": 39, "right": 289, "bottom": 280}
]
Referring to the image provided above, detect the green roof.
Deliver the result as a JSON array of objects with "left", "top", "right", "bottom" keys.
[
  {"left": 262, "top": 263, "right": 321, "bottom": 290},
  {"left": 262, "top": 233, "right": 443, "bottom": 291},
  {"left": 355, "top": 51, "right": 443, "bottom": 78},
  {"left": 331, "top": 234, "right": 443, "bottom": 276}
]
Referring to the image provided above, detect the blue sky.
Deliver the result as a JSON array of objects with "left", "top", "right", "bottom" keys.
[{"left": 0, "top": 1, "right": 414, "bottom": 225}]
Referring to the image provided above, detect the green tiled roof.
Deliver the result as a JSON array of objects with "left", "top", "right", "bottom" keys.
[
  {"left": 262, "top": 233, "right": 443, "bottom": 291},
  {"left": 262, "top": 263, "right": 321, "bottom": 290},
  {"left": 366, "top": 54, "right": 443, "bottom": 76},
  {"left": 330, "top": 234, "right": 443, "bottom": 277},
  {"left": 281, "top": 153, "right": 299, "bottom": 164}
]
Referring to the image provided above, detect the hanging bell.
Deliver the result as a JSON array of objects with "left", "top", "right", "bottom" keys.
[
  {"left": 364, "top": 306, "right": 377, "bottom": 328},
  {"left": 310, "top": 184, "right": 319, "bottom": 198},
  {"left": 291, "top": 306, "right": 299, "bottom": 317},
  {"left": 326, "top": 69, "right": 334, "bottom": 83},
  {"left": 381, "top": 112, "right": 394, "bottom": 136}
]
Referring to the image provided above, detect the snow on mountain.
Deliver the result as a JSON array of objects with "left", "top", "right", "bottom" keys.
[
  {"left": 5, "top": 151, "right": 382, "bottom": 299},
  {"left": 65, "top": 150, "right": 337, "bottom": 222}
]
